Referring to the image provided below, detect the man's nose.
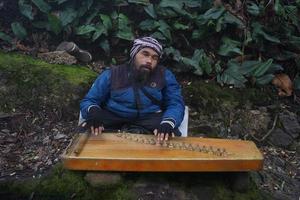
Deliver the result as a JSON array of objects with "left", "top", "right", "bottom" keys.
[{"left": 145, "top": 57, "right": 152, "bottom": 64}]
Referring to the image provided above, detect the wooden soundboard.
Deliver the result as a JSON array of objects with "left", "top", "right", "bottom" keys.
[{"left": 61, "top": 132, "right": 263, "bottom": 172}]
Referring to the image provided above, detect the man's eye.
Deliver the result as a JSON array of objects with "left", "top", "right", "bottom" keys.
[
  {"left": 142, "top": 52, "right": 149, "bottom": 56},
  {"left": 152, "top": 56, "right": 159, "bottom": 61}
]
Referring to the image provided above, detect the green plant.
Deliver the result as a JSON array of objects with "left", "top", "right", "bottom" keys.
[{"left": 0, "top": 0, "right": 299, "bottom": 88}]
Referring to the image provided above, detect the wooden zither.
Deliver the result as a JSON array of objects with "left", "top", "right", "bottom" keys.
[{"left": 61, "top": 132, "right": 263, "bottom": 172}]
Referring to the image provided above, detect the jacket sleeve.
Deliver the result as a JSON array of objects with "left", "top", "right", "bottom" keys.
[
  {"left": 80, "top": 70, "right": 111, "bottom": 119},
  {"left": 161, "top": 69, "right": 185, "bottom": 128}
]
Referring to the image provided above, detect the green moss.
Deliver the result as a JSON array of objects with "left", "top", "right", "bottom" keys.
[
  {"left": 0, "top": 51, "right": 97, "bottom": 114},
  {"left": 0, "top": 51, "right": 96, "bottom": 85},
  {"left": 0, "top": 164, "right": 133, "bottom": 200},
  {"left": 182, "top": 80, "right": 273, "bottom": 114}
]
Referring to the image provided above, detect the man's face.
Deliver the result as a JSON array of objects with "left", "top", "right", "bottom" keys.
[{"left": 133, "top": 47, "right": 159, "bottom": 72}]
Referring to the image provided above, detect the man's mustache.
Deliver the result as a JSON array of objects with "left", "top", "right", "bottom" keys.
[{"left": 139, "top": 64, "right": 152, "bottom": 71}]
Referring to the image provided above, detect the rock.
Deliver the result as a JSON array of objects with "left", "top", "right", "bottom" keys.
[
  {"left": 132, "top": 180, "right": 187, "bottom": 200},
  {"left": 230, "top": 172, "right": 250, "bottom": 192},
  {"left": 37, "top": 51, "right": 77, "bottom": 65},
  {"left": 84, "top": 172, "right": 122, "bottom": 187},
  {"left": 54, "top": 133, "right": 67, "bottom": 140},
  {"left": 235, "top": 109, "right": 271, "bottom": 138},
  {"left": 1, "top": 129, "right": 10, "bottom": 134},
  {"left": 296, "top": 143, "right": 300, "bottom": 157},
  {"left": 268, "top": 128, "right": 293, "bottom": 148},
  {"left": 279, "top": 111, "right": 300, "bottom": 139},
  {"left": 189, "top": 185, "right": 215, "bottom": 200},
  {"left": 230, "top": 123, "right": 244, "bottom": 138}
]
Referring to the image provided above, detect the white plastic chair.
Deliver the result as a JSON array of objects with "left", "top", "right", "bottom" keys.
[{"left": 78, "top": 106, "right": 189, "bottom": 137}]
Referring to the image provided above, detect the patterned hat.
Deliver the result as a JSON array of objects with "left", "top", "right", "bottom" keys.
[{"left": 130, "top": 37, "right": 163, "bottom": 60}]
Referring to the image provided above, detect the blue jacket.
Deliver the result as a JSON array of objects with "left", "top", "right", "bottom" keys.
[{"left": 80, "top": 64, "right": 184, "bottom": 127}]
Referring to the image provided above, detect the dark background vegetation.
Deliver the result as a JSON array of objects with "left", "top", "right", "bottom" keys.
[{"left": 0, "top": 0, "right": 300, "bottom": 88}]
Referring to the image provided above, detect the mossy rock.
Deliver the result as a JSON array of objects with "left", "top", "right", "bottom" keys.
[
  {"left": 0, "top": 164, "right": 133, "bottom": 200},
  {"left": 0, "top": 51, "right": 97, "bottom": 119},
  {"left": 182, "top": 80, "right": 274, "bottom": 115}
]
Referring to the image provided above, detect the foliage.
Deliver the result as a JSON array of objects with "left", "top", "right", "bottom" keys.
[{"left": 0, "top": 0, "right": 299, "bottom": 88}]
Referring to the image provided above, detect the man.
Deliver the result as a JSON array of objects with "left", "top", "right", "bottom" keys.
[{"left": 80, "top": 37, "right": 184, "bottom": 142}]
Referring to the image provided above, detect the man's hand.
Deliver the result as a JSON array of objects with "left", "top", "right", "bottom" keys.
[
  {"left": 154, "top": 121, "right": 175, "bottom": 142},
  {"left": 86, "top": 106, "right": 105, "bottom": 136}
]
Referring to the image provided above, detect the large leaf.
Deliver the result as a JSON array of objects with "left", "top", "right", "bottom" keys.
[
  {"left": 223, "top": 12, "right": 244, "bottom": 28},
  {"left": 0, "top": 32, "right": 12, "bottom": 43},
  {"left": 172, "top": 7, "right": 194, "bottom": 19},
  {"left": 252, "top": 22, "right": 280, "bottom": 43},
  {"left": 151, "top": 32, "right": 166, "bottom": 41},
  {"left": 247, "top": 2, "right": 260, "bottom": 16},
  {"left": 156, "top": 7, "right": 178, "bottom": 18},
  {"left": 159, "top": 0, "right": 183, "bottom": 10},
  {"left": 218, "top": 37, "right": 242, "bottom": 56},
  {"left": 78, "top": 0, "right": 94, "bottom": 17},
  {"left": 18, "top": 0, "right": 34, "bottom": 20},
  {"left": 139, "top": 19, "right": 159, "bottom": 31},
  {"left": 285, "top": 5, "right": 298, "bottom": 27},
  {"left": 144, "top": 4, "right": 157, "bottom": 19},
  {"left": 11, "top": 22, "right": 27, "bottom": 40},
  {"left": 100, "top": 14, "right": 112, "bottom": 30},
  {"left": 255, "top": 74, "right": 274, "bottom": 85},
  {"left": 48, "top": 14, "right": 62, "bottom": 35},
  {"left": 164, "top": 47, "right": 181, "bottom": 62},
  {"left": 85, "top": 10, "right": 98, "bottom": 24},
  {"left": 32, "top": 0, "right": 51, "bottom": 13},
  {"left": 92, "top": 24, "right": 105, "bottom": 41},
  {"left": 240, "top": 59, "right": 274, "bottom": 77},
  {"left": 252, "top": 59, "right": 273, "bottom": 77},
  {"left": 128, "top": 0, "right": 150, "bottom": 5},
  {"left": 192, "top": 49, "right": 212, "bottom": 75},
  {"left": 202, "top": 7, "right": 225, "bottom": 20},
  {"left": 99, "top": 39, "right": 110, "bottom": 54},
  {"left": 200, "top": 53, "right": 212, "bottom": 75},
  {"left": 173, "top": 21, "right": 189, "bottom": 30},
  {"left": 217, "top": 60, "right": 247, "bottom": 88},
  {"left": 60, "top": 7, "right": 77, "bottom": 26},
  {"left": 158, "top": 20, "right": 171, "bottom": 41},
  {"left": 56, "top": 0, "right": 69, "bottom": 4},
  {"left": 183, "top": 0, "right": 203, "bottom": 8},
  {"left": 116, "top": 13, "right": 134, "bottom": 41},
  {"left": 240, "top": 60, "right": 261, "bottom": 75},
  {"left": 191, "top": 29, "right": 207, "bottom": 40},
  {"left": 76, "top": 25, "right": 96, "bottom": 35}
]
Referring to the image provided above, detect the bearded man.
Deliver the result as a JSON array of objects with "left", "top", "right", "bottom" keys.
[{"left": 80, "top": 37, "right": 185, "bottom": 141}]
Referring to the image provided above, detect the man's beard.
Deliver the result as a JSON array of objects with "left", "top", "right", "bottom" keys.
[{"left": 133, "top": 64, "right": 152, "bottom": 84}]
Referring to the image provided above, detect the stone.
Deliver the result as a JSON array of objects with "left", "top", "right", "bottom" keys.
[
  {"left": 279, "top": 111, "right": 300, "bottom": 139},
  {"left": 84, "top": 172, "right": 122, "bottom": 187},
  {"left": 268, "top": 128, "right": 293, "bottom": 148},
  {"left": 189, "top": 185, "right": 215, "bottom": 200},
  {"left": 54, "top": 133, "right": 67, "bottom": 140},
  {"left": 37, "top": 51, "right": 77, "bottom": 65},
  {"left": 230, "top": 123, "right": 244, "bottom": 138},
  {"left": 296, "top": 143, "right": 300, "bottom": 157},
  {"left": 132, "top": 180, "right": 187, "bottom": 200}
]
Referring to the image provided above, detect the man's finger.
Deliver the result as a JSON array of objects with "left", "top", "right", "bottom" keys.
[
  {"left": 81, "top": 122, "right": 87, "bottom": 127},
  {"left": 153, "top": 129, "right": 158, "bottom": 136},
  {"left": 171, "top": 132, "right": 175, "bottom": 137},
  {"left": 99, "top": 126, "right": 104, "bottom": 134},
  {"left": 90, "top": 126, "right": 94, "bottom": 135},
  {"left": 160, "top": 133, "right": 165, "bottom": 141},
  {"left": 165, "top": 133, "right": 169, "bottom": 141},
  {"left": 94, "top": 127, "right": 99, "bottom": 136},
  {"left": 156, "top": 133, "right": 161, "bottom": 144}
]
